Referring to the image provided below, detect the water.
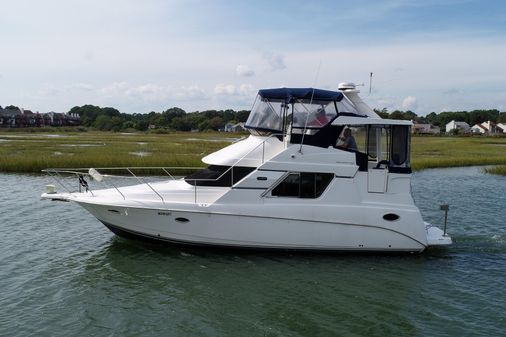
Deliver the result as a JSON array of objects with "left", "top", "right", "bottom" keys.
[{"left": 1, "top": 167, "right": 505, "bottom": 336}]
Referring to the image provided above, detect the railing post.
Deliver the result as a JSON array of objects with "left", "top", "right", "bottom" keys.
[{"left": 262, "top": 142, "right": 265, "bottom": 164}]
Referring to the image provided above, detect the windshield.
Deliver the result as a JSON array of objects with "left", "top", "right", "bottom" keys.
[
  {"left": 246, "top": 97, "right": 342, "bottom": 133},
  {"left": 245, "top": 97, "right": 284, "bottom": 132},
  {"left": 245, "top": 90, "right": 360, "bottom": 135},
  {"left": 292, "top": 100, "right": 338, "bottom": 128}
]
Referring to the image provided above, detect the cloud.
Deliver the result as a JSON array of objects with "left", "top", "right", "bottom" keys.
[
  {"left": 100, "top": 82, "right": 206, "bottom": 102},
  {"left": 236, "top": 65, "right": 255, "bottom": 77},
  {"left": 213, "top": 84, "right": 254, "bottom": 96},
  {"left": 173, "top": 85, "right": 207, "bottom": 100},
  {"left": 401, "top": 96, "right": 418, "bottom": 110},
  {"left": 263, "top": 52, "right": 286, "bottom": 71},
  {"left": 66, "top": 83, "right": 94, "bottom": 91},
  {"left": 100, "top": 82, "right": 130, "bottom": 97},
  {"left": 443, "top": 88, "right": 460, "bottom": 95}
]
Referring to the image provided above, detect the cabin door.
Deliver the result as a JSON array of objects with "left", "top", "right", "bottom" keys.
[{"left": 367, "top": 126, "right": 388, "bottom": 193}]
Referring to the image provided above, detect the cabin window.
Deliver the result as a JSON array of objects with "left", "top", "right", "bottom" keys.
[
  {"left": 336, "top": 126, "right": 368, "bottom": 153},
  {"left": 391, "top": 125, "right": 409, "bottom": 165},
  {"left": 271, "top": 172, "right": 334, "bottom": 198}
]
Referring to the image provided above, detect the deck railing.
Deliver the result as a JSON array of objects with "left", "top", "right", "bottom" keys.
[{"left": 42, "top": 133, "right": 284, "bottom": 204}]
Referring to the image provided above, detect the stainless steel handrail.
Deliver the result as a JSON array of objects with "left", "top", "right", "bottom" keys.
[{"left": 42, "top": 134, "right": 284, "bottom": 203}]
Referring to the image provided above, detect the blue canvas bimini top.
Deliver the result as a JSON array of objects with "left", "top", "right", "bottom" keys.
[{"left": 257, "top": 88, "right": 344, "bottom": 103}]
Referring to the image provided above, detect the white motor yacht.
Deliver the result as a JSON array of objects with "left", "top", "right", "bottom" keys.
[{"left": 42, "top": 83, "right": 452, "bottom": 252}]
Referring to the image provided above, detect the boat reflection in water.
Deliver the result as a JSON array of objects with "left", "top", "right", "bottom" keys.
[{"left": 42, "top": 83, "right": 451, "bottom": 252}]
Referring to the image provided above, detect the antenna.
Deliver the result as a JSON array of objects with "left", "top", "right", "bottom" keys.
[
  {"left": 298, "top": 61, "right": 322, "bottom": 154},
  {"left": 369, "top": 72, "right": 373, "bottom": 94}
]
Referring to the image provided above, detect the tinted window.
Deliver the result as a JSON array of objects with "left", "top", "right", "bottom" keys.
[
  {"left": 271, "top": 172, "right": 333, "bottom": 198},
  {"left": 391, "top": 125, "right": 409, "bottom": 165}
]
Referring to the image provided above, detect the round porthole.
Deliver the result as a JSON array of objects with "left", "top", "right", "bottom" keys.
[{"left": 383, "top": 213, "right": 400, "bottom": 221}]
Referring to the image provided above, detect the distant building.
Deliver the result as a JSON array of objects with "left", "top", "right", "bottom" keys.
[
  {"left": 445, "top": 120, "right": 470, "bottom": 133},
  {"left": 471, "top": 121, "right": 503, "bottom": 134},
  {"left": 0, "top": 108, "right": 80, "bottom": 128},
  {"left": 224, "top": 122, "right": 245, "bottom": 132},
  {"left": 412, "top": 123, "right": 440, "bottom": 134},
  {"left": 471, "top": 123, "right": 488, "bottom": 134},
  {"left": 0, "top": 108, "right": 22, "bottom": 127}
]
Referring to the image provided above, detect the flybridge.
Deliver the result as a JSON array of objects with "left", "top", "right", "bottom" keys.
[{"left": 245, "top": 87, "right": 360, "bottom": 135}]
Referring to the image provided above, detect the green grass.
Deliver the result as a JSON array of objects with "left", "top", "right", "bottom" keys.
[
  {"left": 0, "top": 131, "right": 244, "bottom": 173},
  {"left": 483, "top": 165, "right": 506, "bottom": 175},
  {"left": 1, "top": 131, "right": 506, "bottom": 174},
  {"left": 411, "top": 136, "right": 506, "bottom": 174}
]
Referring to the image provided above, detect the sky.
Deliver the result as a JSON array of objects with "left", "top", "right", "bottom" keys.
[{"left": 1, "top": 0, "right": 506, "bottom": 115}]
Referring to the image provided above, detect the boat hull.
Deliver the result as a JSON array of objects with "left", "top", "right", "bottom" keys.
[{"left": 77, "top": 201, "right": 427, "bottom": 252}]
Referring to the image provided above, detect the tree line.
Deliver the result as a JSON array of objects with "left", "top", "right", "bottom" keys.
[
  {"left": 3, "top": 103, "right": 506, "bottom": 132},
  {"left": 68, "top": 105, "right": 250, "bottom": 132}
]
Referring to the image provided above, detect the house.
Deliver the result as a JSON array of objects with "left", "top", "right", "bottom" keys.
[
  {"left": 472, "top": 121, "right": 504, "bottom": 134},
  {"left": 0, "top": 108, "right": 22, "bottom": 127},
  {"left": 0, "top": 108, "right": 81, "bottom": 127},
  {"left": 445, "top": 120, "right": 470, "bottom": 133},
  {"left": 224, "top": 122, "right": 245, "bottom": 132},
  {"left": 21, "top": 109, "right": 37, "bottom": 127},
  {"left": 471, "top": 123, "right": 488, "bottom": 134},
  {"left": 412, "top": 123, "right": 440, "bottom": 134}
]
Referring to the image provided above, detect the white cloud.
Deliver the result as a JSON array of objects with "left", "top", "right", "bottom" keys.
[
  {"left": 401, "top": 96, "right": 418, "bottom": 111},
  {"left": 236, "top": 65, "right": 255, "bottom": 77},
  {"left": 99, "top": 82, "right": 207, "bottom": 103},
  {"left": 173, "top": 85, "right": 207, "bottom": 100},
  {"left": 100, "top": 82, "right": 130, "bottom": 97},
  {"left": 214, "top": 84, "right": 237, "bottom": 95},
  {"left": 263, "top": 52, "right": 287, "bottom": 71},
  {"left": 66, "top": 83, "right": 94, "bottom": 91},
  {"left": 214, "top": 84, "right": 254, "bottom": 96}
]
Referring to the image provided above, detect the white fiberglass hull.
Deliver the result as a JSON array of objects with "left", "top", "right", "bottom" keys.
[{"left": 71, "top": 198, "right": 428, "bottom": 252}]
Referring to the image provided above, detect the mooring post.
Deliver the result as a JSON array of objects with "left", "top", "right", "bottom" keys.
[{"left": 440, "top": 204, "right": 449, "bottom": 235}]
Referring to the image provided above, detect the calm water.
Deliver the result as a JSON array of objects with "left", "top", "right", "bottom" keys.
[{"left": 1, "top": 167, "right": 505, "bottom": 336}]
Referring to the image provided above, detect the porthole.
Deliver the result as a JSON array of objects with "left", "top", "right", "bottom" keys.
[
  {"left": 383, "top": 213, "right": 400, "bottom": 221},
  {"left": 175, "top": 217, "right": 189, "bottom": 223}
]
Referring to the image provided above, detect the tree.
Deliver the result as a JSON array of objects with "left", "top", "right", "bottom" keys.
[
  {"left": 70, "top": 105, "right": 102, "bottom": 126},
  {"left": 102, "top": 107, "right": 121, "bottom": 117},
  {"left": 111, "top": 116, "right": 123, "bottom": 132},
  {"left": 94, "top": 115, "right": 113, "bottom": 130},
  {"left": 162, "top": 107, "right": 186, "bottom": 124},
  {"left": 135, "top": 120, "right": 149, "bottom": 131},
  {"left": 208, "top": 116, "right": 224, "bottom": 130},
  {"left": 236, "top": 110, "right": 250, "bottom": 123},
  {"left": 374, "top": 108, "right": 389, "bottom": 119},
  {"left": 5, "top": 105, "right": 20, "bottom": 110},
  {"left": 468, "top": 109, "right": 499, "bottom": 126},
  {"left": 170, "top": 117, "right": 191, "bottom": 131}
]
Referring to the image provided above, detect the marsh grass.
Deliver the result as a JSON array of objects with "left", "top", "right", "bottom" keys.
[
  {"left": 1, "top": 131, "right": 506, "bottom": 174},
  {"left": 411, "top": 136, "right": 506, "bottom": 171},
  {"left": 0, "top": 131, "right": 244, "bottom": 173},
  {"left": 483, "top": 165, "right": 506, "bottom": 175}
]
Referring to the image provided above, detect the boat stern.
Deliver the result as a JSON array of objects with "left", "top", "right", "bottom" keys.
[{"left": 425, "top": 222, "right": 452, "bottom": 247}]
